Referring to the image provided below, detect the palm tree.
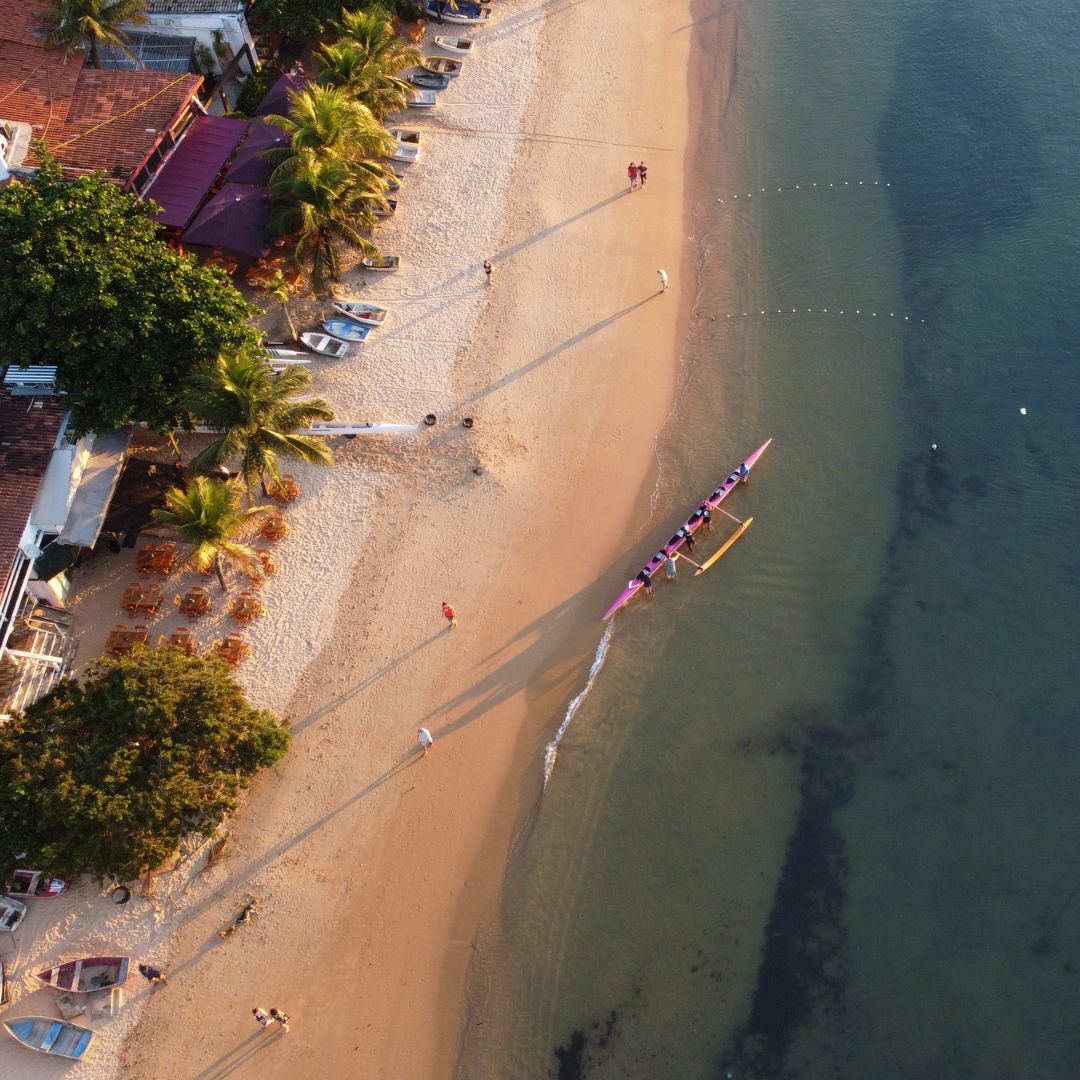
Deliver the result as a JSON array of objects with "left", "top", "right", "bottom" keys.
[
  {"left": 152, "top": 476, "right": 268, "bottom": 592},
  {"left": 43, "top": 0, "right": 147, "bottom": 68},
  {"left": 268, "top": 152, "right": 389, "bottom": 282},
  {"left": 185, "top": 348, "right": 334, "bottom": 496},
  {"left": 265, "top": 271, "right": 299, "bottom": 343},
  {"left": 263, "top": 84, "right": 395, "bottom": 176},
  {"left": 328, "top": 9, "right": 423, "bottom": 120}
]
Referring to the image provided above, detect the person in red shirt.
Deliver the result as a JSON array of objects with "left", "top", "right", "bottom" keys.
[
  {"left": 628, "top": 162, "right": 639, "bottom": 191},
  {"left": 441, "top": 601, "right": 457, "bottom": 628}
]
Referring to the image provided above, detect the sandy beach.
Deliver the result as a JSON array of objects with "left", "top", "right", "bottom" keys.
[{"left": 0, "top": 2, "right": 701, "bottom": 1076}]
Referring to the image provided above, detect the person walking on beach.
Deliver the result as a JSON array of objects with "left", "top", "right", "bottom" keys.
[
  {"left": 253, "top": 1008, "right": 271, "bottom": 1029},
  {"left": 270, "top": 1008, "right": 290, "bottom": 1033},
  {"left": 417, "top": 727, "right": 434, "bottom": 756},
  {"left": 657, "top": 268, "right": 669, "bottom": 292},
  {"left": 483, "top": 259, "right": 492, "bottom": 284},
  {"left": 137, "top": 963, "right": 167, "bottom": 987},
  {"left": 441, "top": 601, "right": 457, "bottom": 629},
  {"left": 628, "top": 162, "right": 639, "bottom": 190},
  {"left": 638, "top": 162, "right": 648, "bottom": 187}
]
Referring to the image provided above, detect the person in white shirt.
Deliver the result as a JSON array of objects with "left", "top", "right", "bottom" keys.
[
  {"left": 657, "top": 268, "right": 669, "bottom": 292},
  {"left": 417, "top": 727, "right": 434, "bottom": 756}
]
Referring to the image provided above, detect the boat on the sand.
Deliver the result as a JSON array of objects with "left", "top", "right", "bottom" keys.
[
  {"left": 4, "top": 1017, "right": 95, "bottom": 1060},
  {"left": 322, "top": 319, "right": 371, "bottom": 343},
  {"left": 425, "top": 0, "right": 492, "bottom": 24},
  {"left": 361, "top": 255, "right": 402, "bottom": 272},
  {"left": 434, "top": 35, "right": 475, "bottom": 55},
  {"left": 407, "top": 89, "right": 438, "bottom": 109},
  {"left": 331, "top": 300, "right": 390, "bottom": 327},
  {"left": 421, "top": 56, "right": 463, "bottom": 76},
  {"left": 36, "top": 955, "right": 130, "bottom": 994},
  {"left": 299, "top": 332, "right": 350, "bottom": 358}
]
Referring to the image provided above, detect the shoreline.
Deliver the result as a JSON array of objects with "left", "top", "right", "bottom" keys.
[{"left": 0, "top": 3, "right": 702, "bottom": 1078}]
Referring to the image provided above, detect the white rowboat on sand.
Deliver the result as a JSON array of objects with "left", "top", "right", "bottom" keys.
[
  {"left": 434, "top": 36, "right": 475, "bottom": 55},
  {"left": 361, "top": 255, "right": 402, "bottom": 272},
  {"left": 331, "top": 300, "right": 390, "bottom": 326},
  {"left": 299, "top": 333, "right": 351, "bottom": 358}
]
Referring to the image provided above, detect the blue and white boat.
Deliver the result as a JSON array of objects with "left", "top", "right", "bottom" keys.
[
  {"left": 4, "top": 1017, "right": 96, "bottom": 1060},
  {"left": 323, "top": 320, "right": 372, "bottom": 344}
]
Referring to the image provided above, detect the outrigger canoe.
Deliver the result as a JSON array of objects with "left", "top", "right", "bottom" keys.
[{"left": 602, "top": 439, "right": 771, "bottom": 620}]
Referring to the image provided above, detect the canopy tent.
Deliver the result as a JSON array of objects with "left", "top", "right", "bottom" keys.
[
  {"left": 58, "top": 430, "right": 133, "bottom": 548},
  {"left": 146, "top": 115, "right": 248, "bottom": 229},
  {"left": 255, "top": 73, "right": 308, "bottom": 118},
  {"left": 223, "top": 120, "right": 290, "bottom": 186},
  {"left": 182, "top": 183, "right": 271, "bottom": 259}
]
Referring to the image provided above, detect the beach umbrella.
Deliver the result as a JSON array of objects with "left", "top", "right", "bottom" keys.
[
  {"left": 182, "top": 183, "right": 270, "bottom": 259},
  {"left": 225, "top": 121, "right": 291, "bottom": 186}
]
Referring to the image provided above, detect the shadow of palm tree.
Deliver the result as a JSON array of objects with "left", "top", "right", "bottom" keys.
[{"left": 461, "top": 295, "right": 657, "bottom": 408}]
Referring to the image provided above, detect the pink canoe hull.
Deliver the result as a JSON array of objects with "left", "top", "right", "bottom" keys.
[{"left": 602, "top": 438, "right": 772, "bottom": 620}]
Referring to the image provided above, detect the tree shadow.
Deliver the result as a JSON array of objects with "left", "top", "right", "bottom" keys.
[
  {"left": 290, "top": 631, "right": 443, "bottom": 735},
  {"left": 459, "top": 295, "right": 656, "bottom": 409}
]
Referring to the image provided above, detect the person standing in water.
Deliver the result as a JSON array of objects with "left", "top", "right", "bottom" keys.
[
  {"left": 665, "top": 555, "right": 678, "bottom": 581},
  {"left": 635, "top": 568, "right": 653, "bottom": 595}
]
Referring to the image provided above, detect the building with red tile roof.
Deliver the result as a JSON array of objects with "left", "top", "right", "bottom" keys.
[{"left": 0, "top": 0, "right": 203, "bottom": 188}]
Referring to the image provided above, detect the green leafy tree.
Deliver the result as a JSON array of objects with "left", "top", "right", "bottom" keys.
[
  {"left": 0, "top": 647, "right": 289, "bottom": 882},
  {"left": 152, "top": 475, "right": 270, "bottom": 590},
  {"left": 248, "top": 0, "right": 341, "bottom": 40},
  {"left": 268, "top": 151, "right": 386, "bottom": 282},
  {"left": 186, "top": 349, "right": 334, "bottom": 494},
  {"left": 43, "top": 0, "right": 148, "bottom": 68},
  {"left": 0, "top": 148, "right": 260, "bottom": 436}
]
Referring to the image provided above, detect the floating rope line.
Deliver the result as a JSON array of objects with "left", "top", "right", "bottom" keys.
[
  {"left": 722, "top": 306, "right": 924, "bottom": 322},
  {"left": 718, "top": 179, "right": 890, "bottom": 205}
]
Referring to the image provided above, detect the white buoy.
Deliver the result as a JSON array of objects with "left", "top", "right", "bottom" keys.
[{"left": 1020, "top": 407, "right": 1027, "bottom": 415}]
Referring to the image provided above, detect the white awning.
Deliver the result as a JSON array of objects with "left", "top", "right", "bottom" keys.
[
  {"left": 58, "top": 430, "right": 132, "bottom": 548},
  {"left": 29, "top": 446, "right": 76, "bottom": 533}
]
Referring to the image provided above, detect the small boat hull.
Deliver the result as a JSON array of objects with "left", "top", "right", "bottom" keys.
[
  {"left": 407, "top": 89, "right": 438, "bottom": 109},
  {"left": 0, "top": 895, "right": 27, "bottom": 931},
  {"left": 36, "top": 955, "right": 130, "bottom": 994},
  {"left": 4, "top": 1017, "right": 95, "bottom": 1060},
  {"left": 361, "top": 256, "right": 401, "bottom": 272},
  {"left": 434, "top": 36, "right": 475, "bottom": 55},
  {"left": 425, "top": 0, "right": 492, "bottom": 24},
  {"left": 410, "top": 70, "right": 451, "bottom": 90},
  {"left": 602, "top": 439, "right": 772, "bottom": 620},
  {"left": 387, "top": 129, "right": 421, "bottom": 162},
  {"left": 300, "top": 332, "right": 351, "bottom": 358},
  {"left": 331, "top": 301, "right": 390, "bottom": 327},
  {"left": 323, "top": 319, "right": 371, "bottom": 343},
  {"left": 422, "top": 56, "right": 463, "bottom": 76},
  {"left": 3, "top": 870, "right": 70, "bottom": 899}
]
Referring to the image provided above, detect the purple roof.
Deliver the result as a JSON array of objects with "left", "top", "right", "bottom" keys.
[
  {"left": 223, "top": 120, "right": 290, "bottom": 186},
  {"left": 255, "top": 73, "right": 309, "bottom": 118},
  {"left": 182, "top": 183, "right": 271, "bottom": 259},
  {"left": 145, "top": 116, "right": 248, "bottom": 229}
]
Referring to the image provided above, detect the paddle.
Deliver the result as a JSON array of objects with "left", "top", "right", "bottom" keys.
[{"left": 673, "top": 550, "right": 704, "bottom": 571}]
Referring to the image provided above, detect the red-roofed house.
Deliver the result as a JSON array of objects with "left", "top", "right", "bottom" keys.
[{"left": 0, "top": 0, "right": 205, "bottom": 192}]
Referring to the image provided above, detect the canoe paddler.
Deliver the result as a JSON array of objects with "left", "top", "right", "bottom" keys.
[{"left": 738, "top": 462, "right": 750, "bottom": 483}]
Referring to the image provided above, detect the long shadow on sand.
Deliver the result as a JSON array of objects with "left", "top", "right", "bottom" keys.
[
  {"left": 189, "top": 1029, "right": 278, "bottom": 1079},
  {"left": 460, "top": 294, "right": 658, "bottom": 408}
]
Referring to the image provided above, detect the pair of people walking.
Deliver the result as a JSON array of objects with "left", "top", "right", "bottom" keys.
[
  {"left": 627, "top": 161, "right": 648, "bottom": 190},
  {"left": 252, "top": 1007, "right": 290, "bottom": 1032}
]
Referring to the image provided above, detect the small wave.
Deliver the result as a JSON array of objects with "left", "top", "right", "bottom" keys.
[{"left": 542, "top": 621, "right": 615, "bottom": 789}]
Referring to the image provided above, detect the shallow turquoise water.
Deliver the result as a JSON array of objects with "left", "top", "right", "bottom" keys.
[{"left": 460, "top": 2, "right": 1080, "bottom": 1077}]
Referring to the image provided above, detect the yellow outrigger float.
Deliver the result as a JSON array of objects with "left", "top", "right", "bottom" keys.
[{"left": 694, "top": 516, "right": 754, "bottom": 576}]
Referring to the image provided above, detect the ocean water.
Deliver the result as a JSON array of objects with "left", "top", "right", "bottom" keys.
[{"left": 459, "top": 1, "right": 1080, "bottom": 1077}]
